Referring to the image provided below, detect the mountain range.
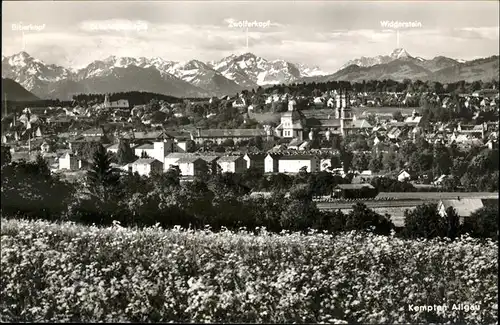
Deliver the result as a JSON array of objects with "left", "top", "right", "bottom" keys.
[
  {"left": 302, "top": 49, "right": 499, "bottom": 84},
  {"left": 1, "top": 52, "right": 326, "bottom": 100},
  {"left": 2, "top": 49, "right": 498, "bottom": 100}
]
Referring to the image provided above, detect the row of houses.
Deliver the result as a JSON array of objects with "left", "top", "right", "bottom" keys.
[{"left": 56, "top": 149, "right": 340, "bottom": 177}]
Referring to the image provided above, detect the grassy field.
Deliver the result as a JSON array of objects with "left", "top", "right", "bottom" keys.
[
  {"left": 1, "top": 218, "right": 497, "bottom": 324},
  {"left": 376, "top": 192, "right": 499, "bottom": 200}
]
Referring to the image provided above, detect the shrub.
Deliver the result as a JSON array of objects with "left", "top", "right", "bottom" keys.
[
  {"left": 462, "top": 206, "right": 499, "bottom": 241},
  {"left": 403, "top": 203, "right": 447, "bottom": 239},
  {"left": 1, "top": 218, "right": 497, "bottom": 324}
]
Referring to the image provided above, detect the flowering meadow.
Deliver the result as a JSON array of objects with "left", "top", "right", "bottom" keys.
[{"left": 1, "top": 218, "right": 497, "bottom": 324}]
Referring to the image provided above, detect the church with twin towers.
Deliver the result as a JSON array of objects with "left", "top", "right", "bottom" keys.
[{"left": 275, "top": 89, "right": 369, "bottom": 141}]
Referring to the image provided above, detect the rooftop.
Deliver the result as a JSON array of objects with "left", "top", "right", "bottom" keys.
[
  {"left": 440, "top": 199, "right": 489, "bottom": 217},
  {"left": 195, "top": 129, "right": 267, "bottom": 138},
  {"left": 217, "top": 155, "right": 243, "bottom": 162},
  {"left": 176, "top": 157, "right": 204, "bottom": 164},
  {"left": 278, "top": 154, "right": 317, "bottom": 160},
  {"left": 132, "top": 158, "right": 162, "bottom": 165}
]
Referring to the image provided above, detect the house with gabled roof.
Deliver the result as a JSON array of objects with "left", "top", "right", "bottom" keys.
[
  {"left": 217, "top": 155, "right": 247, "bottom": 174},
  {"left": 58, "top": 152, "right": 82, "bottom": 171},
  {"left": 397, "top": 170, "right": 411, "bottom": 182},
  {"left": 131, "top": 158, "right": 163, "bottom": 176},
  {"left": 437, "top": 198, "right": 498, "bottom": 224},
  {"left": 177, "top": 157, "right": 206, "bottom": 177}
]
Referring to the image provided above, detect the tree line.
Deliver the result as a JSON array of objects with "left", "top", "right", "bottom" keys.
[{"left": 1, "top": 144, "right": 497, "bottom": 241}]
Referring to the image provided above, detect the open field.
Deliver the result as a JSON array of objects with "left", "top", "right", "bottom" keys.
[
  {"left": 316, "top": 200, "right": 421, "bottom": 210},
  {"left": 318, "top": 193, "right": 498, "bottom": 227},
  {"left": 376, "top": 192, "right": 499, "bottom": 200},
  {"left": 1, "top": 218, "right": 497, "bottom": 324}
]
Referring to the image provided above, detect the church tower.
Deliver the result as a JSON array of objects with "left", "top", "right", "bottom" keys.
[
  {"left": 104, "top": 94, "right": 111, "bottom": 108},
  {"left": 340, "top": 89, "right": 352, "bottom": 137}
]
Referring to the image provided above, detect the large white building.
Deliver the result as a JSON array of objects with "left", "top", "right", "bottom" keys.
[
  {"left": 278, "top": 155, "right": 320, "bottom": 173},
  {"left": 103, "top": 94, "right": 130, "bottom": 109},
  {"left": 134, "top": 140, "right": 176, "bottom": 163}
]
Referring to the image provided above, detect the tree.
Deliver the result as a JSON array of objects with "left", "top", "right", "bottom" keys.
[
  {"left": 433, "top": 143, "right": 453, "bottom": 176},
  {"left": 368, "top": 152, "right": 383, "bottom": 173},
  {"left": 314, "top": 209, "right": 347, "bottom": 233},
  {"left": 280, "top": 184, "right": 318, "bottom": 232},
  {"left": 241, "top": 167, "right": 264, "bottom": 191},
  {"left": 365, "top": 114, "right": 377, "bottom": 127},
  {"left": 392, "top": 111, "right": 404, "bottom": 122},
  {"left": 1, "top": 154, "right": 74, "bottom": 221},
  {"left": 339, "top": 146, "right": 354, "bottom": 174},
  {"left": 462, "top": 205, "right": 498, "bottom": 240},
  {"left": 185, "top": 140, "right": 196, "bottom": 153},
  {"left": 222, "top": 139, "right": 235, "bottom": 147},
  {"left": 444, "top": 207, "right": 460, "bottom": 240},
  {"left": 86, "top": 144, "right": 121, "bottom": 202},
  {"left": 116, "top": 139, "right": 136, "bottom": 165},
  {"left": 382, "top": 148, "right": 398, "bottom": 171},
  {"left": 352, "top": 152, "right": 370, "bottom": 172},
  {"left": 344, "top": 203, "right": 393, "bottom": 235},
  {"left": 78, "top": 141, "right": 103, "bottom": 161},
  {"left": 254, "top": 136, "right": 263, "bottom": 150},
  {"left": 156, "top": 165, "right": 181, "bottom": 189},
  {"left": 403, "top": 203, "right": 447, "bottom": 239}
]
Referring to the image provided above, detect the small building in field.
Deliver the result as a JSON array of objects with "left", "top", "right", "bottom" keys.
[
  {"left": 131, "top": 158, "right": 163, "bottom": 177},
  {"left": 217, "top": 155, "right": 247, "bottom": 174},
  {"left": 398, "top": 170, "right": 411, "bottom": 182}
]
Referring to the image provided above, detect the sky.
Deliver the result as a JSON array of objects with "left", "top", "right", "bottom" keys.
[{"left": 2, "top": 1, "right": 499, "bottom": 73}]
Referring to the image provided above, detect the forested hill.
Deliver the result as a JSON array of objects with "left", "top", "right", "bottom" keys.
[
  {"left": 2, "top": 78, "right": 40, "bottom": 102},
  {"left": 262, "top": 79, "right": 499, "bottom": 97},
  {"left": 72, "top": 91, "right": 210, "bottom": 106}
]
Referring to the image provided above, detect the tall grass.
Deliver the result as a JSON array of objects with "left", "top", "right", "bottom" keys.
[{"left": 1, "top": 218, "right": 497, "bottom": 323}]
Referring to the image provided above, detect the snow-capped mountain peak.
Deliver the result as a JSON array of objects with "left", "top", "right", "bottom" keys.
[
  {"left": 390, "top": 48, "right": 412, "bottom": 59},
  {"left": 2, "top": 51, "right": 328, "bottom": 99},
  {"left": 295, "top": 63, "right": 327, "bottom": 77}
]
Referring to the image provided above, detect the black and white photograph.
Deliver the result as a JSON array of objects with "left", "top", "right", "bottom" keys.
[{"left": 1, "top": 0, "right": 498, "bottom": 323}]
